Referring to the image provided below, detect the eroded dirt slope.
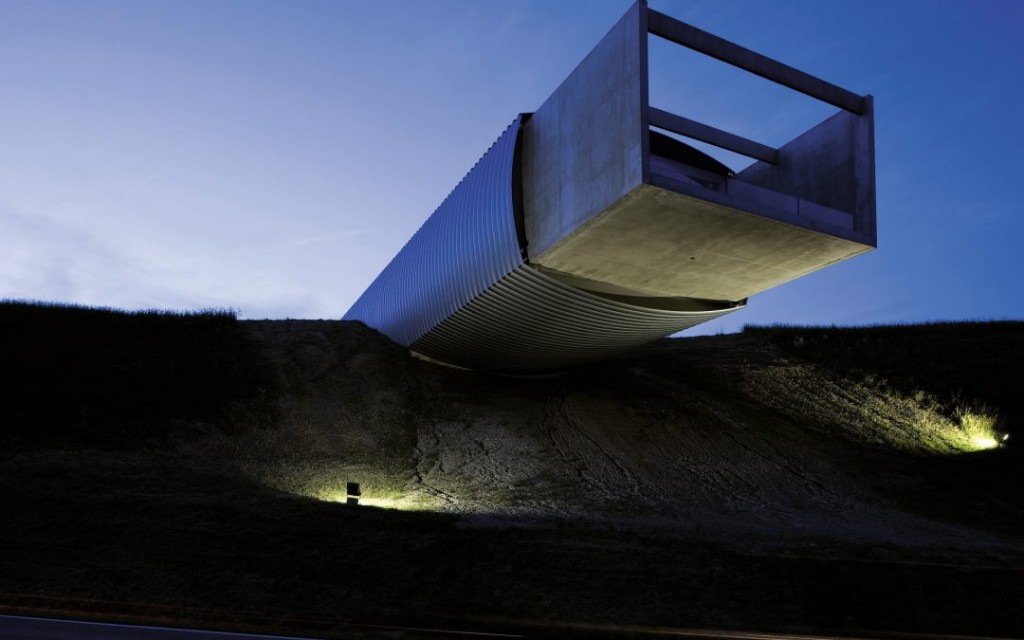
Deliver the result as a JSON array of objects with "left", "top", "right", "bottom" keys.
[{"left": 203, "top": 320, "right": 1024, "bottom": 552}]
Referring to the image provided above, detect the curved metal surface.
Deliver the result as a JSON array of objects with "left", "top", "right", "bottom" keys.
[
  {"left": 344, "top": 113, "right": 742, "bottom": 373},
  {"left": 343, "top": 116, "right": 525, "bottom": 347},
  {"left": 411, "top": 265, "right": 742, "bottom": 373}
]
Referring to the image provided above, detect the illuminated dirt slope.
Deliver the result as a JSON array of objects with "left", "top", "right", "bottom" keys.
[{"left": 219, "top": 319, "right": 1022, "bottom": 548}]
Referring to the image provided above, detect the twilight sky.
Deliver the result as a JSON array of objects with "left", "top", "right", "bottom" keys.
[{"left": 2, "top": 0, "right": 1022, "bottom": 333}]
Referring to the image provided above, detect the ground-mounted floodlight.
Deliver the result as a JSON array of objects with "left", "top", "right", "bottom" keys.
[
  {"left": 346, "top": 482, "right": 360, "bottom": 507},
  {"left": 345, "top": 1, "right": 875, "bottom": 374}
]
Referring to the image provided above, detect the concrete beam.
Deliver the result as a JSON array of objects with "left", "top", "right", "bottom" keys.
[
  {"left": 523, "top": 1, "right": 647, "bottom": 259},
  {"left": 649, "top": 107, "right": 779, "bottom": 164},
  {"left": 647, "top": 9, "right": 867, "bottom": 115}
]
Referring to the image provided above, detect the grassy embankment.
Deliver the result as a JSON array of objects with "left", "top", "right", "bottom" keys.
[
  {"left": 750, "top": 322, "right": 1020, "bottom": 446},
  {"left": 748, "top": 322, "right": 1022, "bottom": 511}
]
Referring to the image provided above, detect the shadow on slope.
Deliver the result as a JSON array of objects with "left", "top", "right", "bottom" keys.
[
  {"left": 0, "top": 300, "right": 277, "bottom": 445},
  {"left": 2, "top": 445, "right": 1022, "bottom": 637}
]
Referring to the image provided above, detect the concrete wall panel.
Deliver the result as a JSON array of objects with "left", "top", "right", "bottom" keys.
[
  {"left": 523, "top": 2, "right": 647, "bottom": 260},
  {"left": 737, "top": 101, "right": 876, "bottom": 243}
]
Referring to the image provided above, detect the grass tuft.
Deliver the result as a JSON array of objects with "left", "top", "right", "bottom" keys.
[{"left": 744, "top": 321, "right": 1023, "bottom": 443}]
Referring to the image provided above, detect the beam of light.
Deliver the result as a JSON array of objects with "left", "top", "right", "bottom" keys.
[
  {"left": 357, "top": 497, "right": 401, "bottom": 509},
  {"left": 970, "top": 435, "right": 999, "bottom": 450},
  {"left": 954, "top": 407, "right": 1003, "bottom": 453},
  {"left": 318, "top": 490, "right": 426, "bottom": 511}
]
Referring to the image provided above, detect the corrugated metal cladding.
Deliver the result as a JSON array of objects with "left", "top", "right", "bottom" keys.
[
  {"left": 342, "top": 116, "right": 525, "bottom": 347},
  {"left": 344, "top": 114, "right": 742, "bottom": 372},
  {"left": 411, "top": 265, "right": 742, "bottom": 373}
]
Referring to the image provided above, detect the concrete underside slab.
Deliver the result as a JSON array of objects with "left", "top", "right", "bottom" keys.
[{"left": 532, "top": 183, "right": 873, "bottom": 303}]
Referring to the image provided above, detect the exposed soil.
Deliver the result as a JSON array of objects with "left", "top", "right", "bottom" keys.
[{"left": 231, "top": 321, "right": 1023, "bottom": 550}]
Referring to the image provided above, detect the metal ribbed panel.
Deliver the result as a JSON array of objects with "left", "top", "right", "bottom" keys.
[
  {"left": 344, "top": 114, "right": 741, "bottom": 373},
  {"left": 411, "top": 265, "right": 742, "bottom": 373},
  {"left": 343, "top": 117, "right": 525, "bottom": 346}
]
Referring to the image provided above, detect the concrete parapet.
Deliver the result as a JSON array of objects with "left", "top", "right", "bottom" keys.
[{"left": 524, "top": 0, "right": 876, "bottom": 302}]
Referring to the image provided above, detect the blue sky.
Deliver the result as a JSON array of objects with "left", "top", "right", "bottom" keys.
[{"left": 2, "top": 0, "right": 1022, "bottom": 333}]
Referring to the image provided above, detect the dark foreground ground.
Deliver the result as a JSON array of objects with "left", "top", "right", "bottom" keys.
[{"left": 1, "top": 302, "right": 1022, "bottom": 638}]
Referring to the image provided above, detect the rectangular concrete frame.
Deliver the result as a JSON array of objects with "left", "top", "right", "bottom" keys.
[{"left": 522, "top": 0, "right": 876, "bottom": 304}]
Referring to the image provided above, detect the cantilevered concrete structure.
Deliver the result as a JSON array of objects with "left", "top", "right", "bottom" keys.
[{"left": 345, "top": 1, "right": 876, "bottom": 373}]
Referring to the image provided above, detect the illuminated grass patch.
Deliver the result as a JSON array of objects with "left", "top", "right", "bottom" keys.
[{"left": 957, "top": 407, "right": 1002, "bottom": 451}]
